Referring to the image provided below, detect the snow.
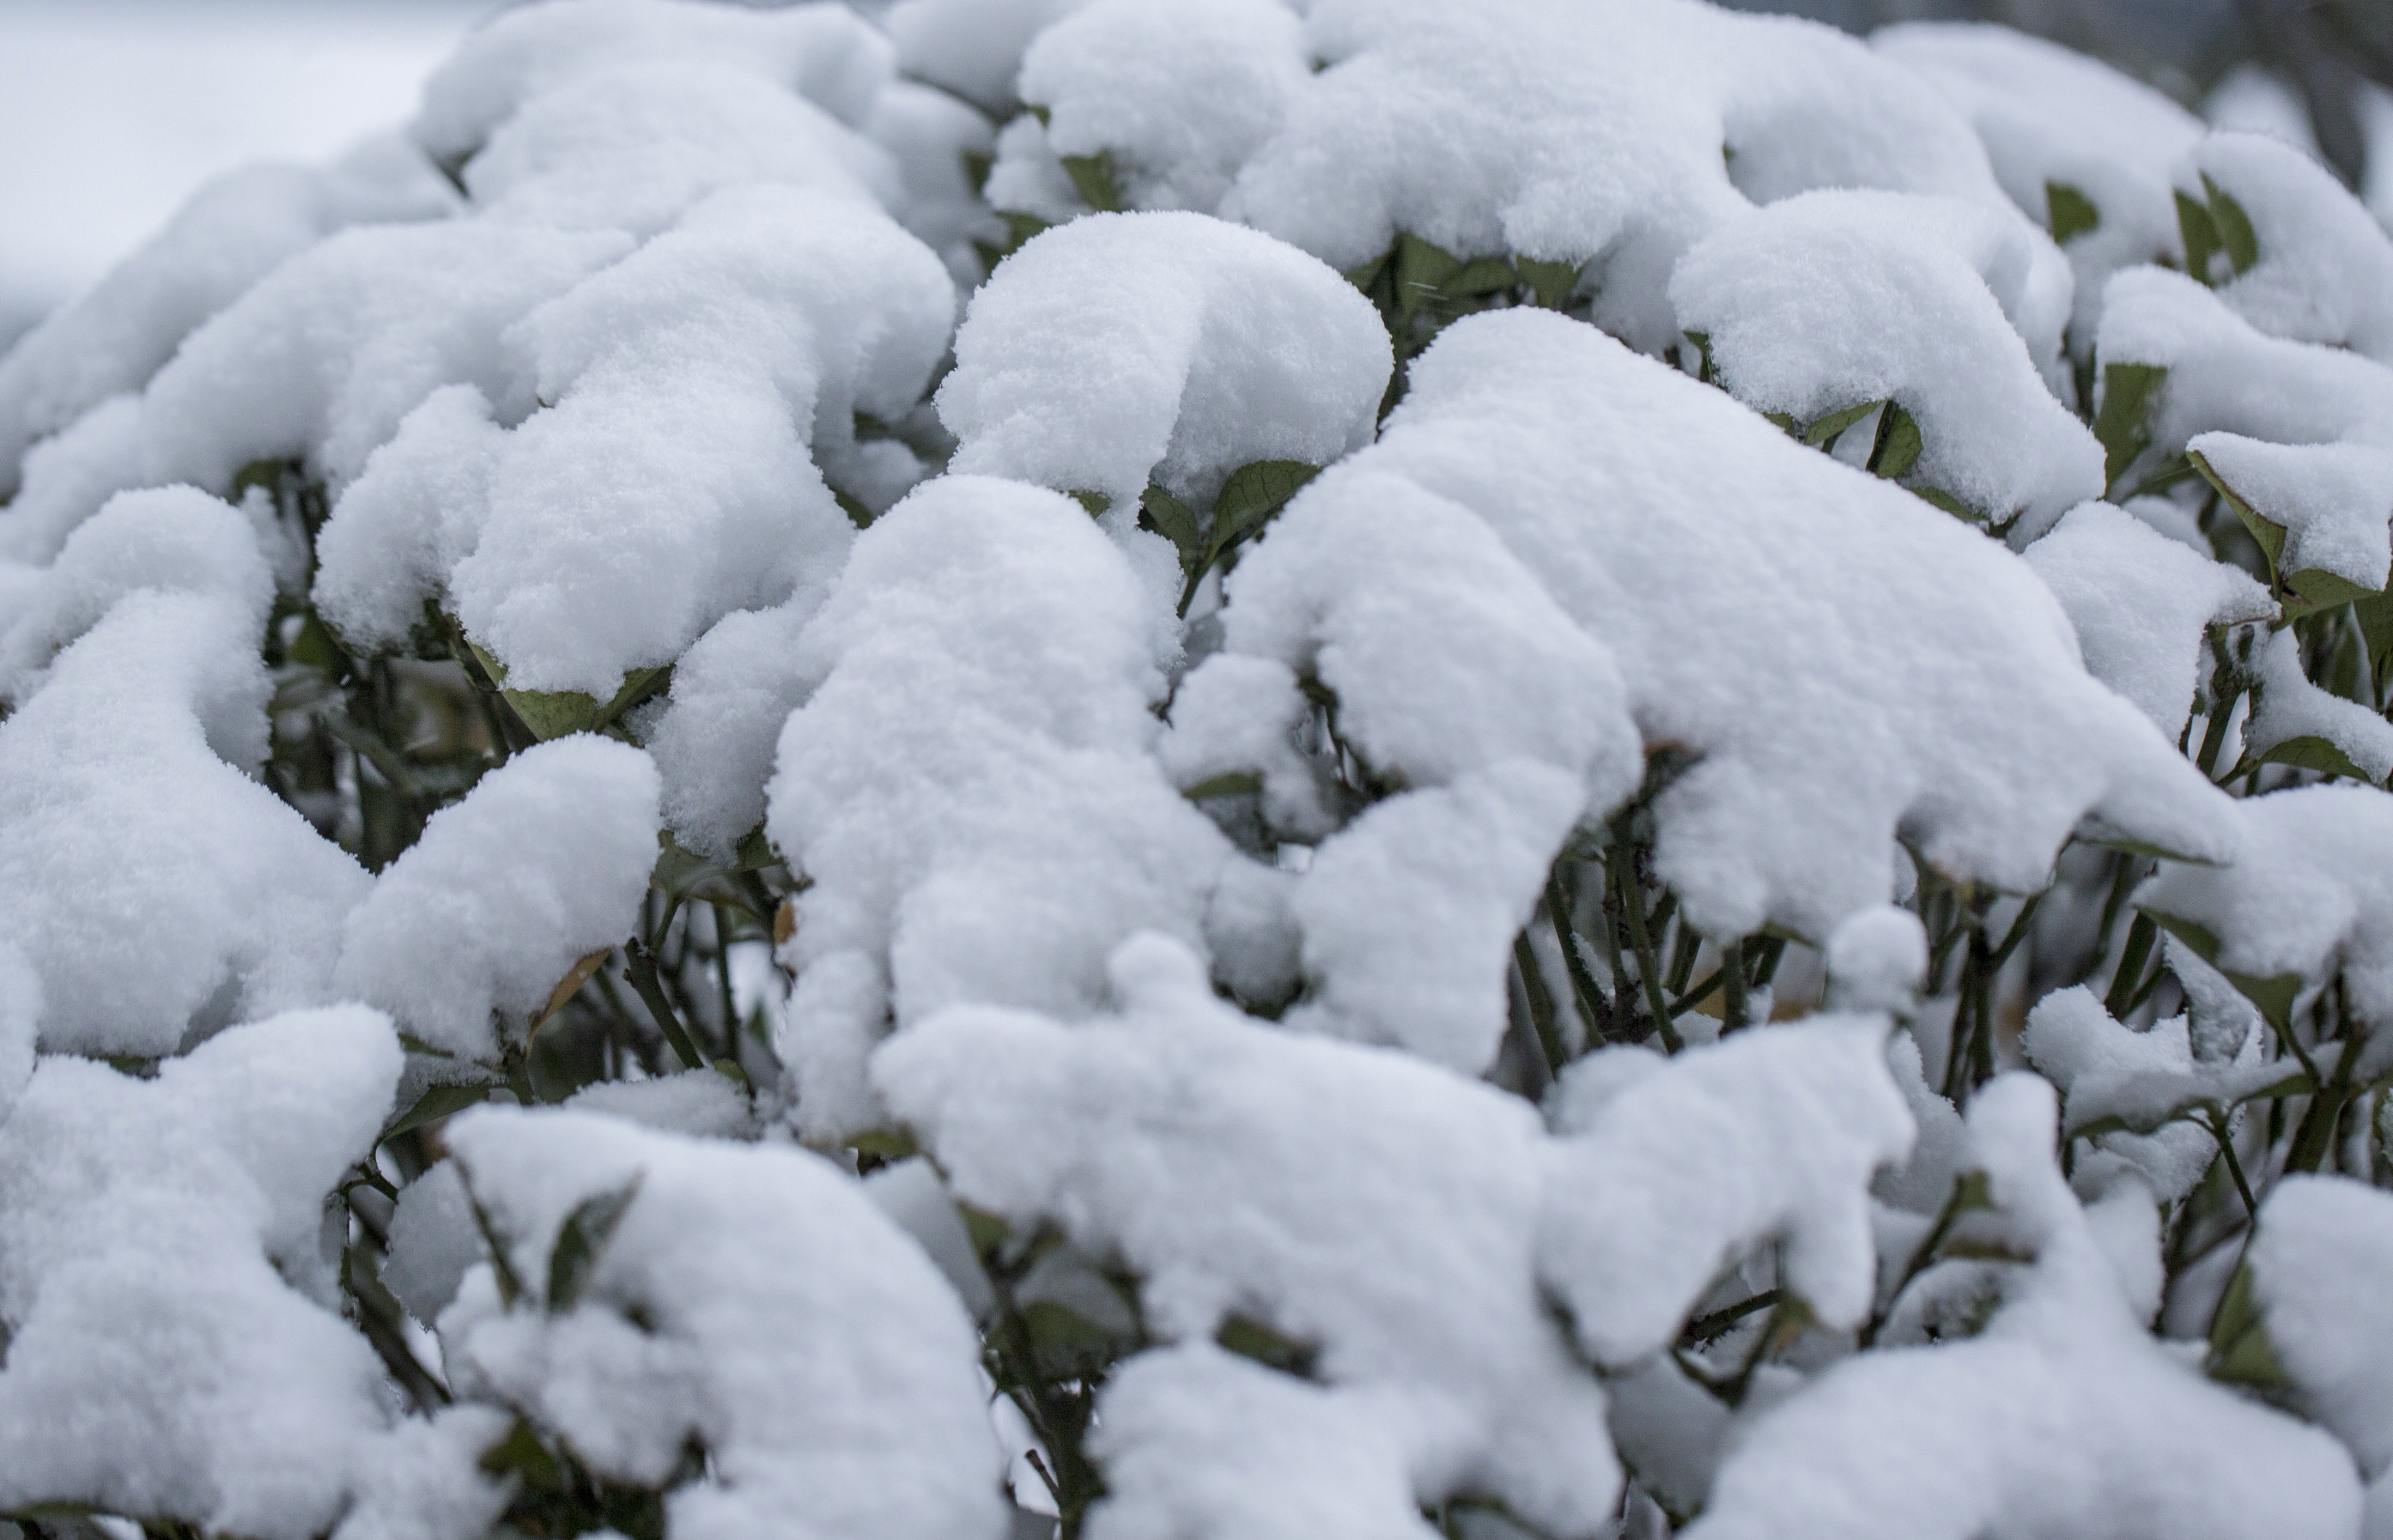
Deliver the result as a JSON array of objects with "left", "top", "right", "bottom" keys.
[
  {"left": 2243, "top": 625, "right": 2393, "bottom": 785},
  {"left": 5, "top": 3, "right": 2392, "bottom": 1534},
  {"left": 459, "top": 63, "right": 898, "bottom": 238},
  {"left": 884, "top": 0, "right": 1079, "bottom": 112},
  {"left": 1175, "top": 309, "right": 2233, "bottom": 1068},
  {"left": 412, "top": 0, "right": 898, "bottom": 165},
  {"left": 2186, "top": 432, "right": 2393, "bottom": 600},
  {"left": 0, "top": 1005, "right": 403, "bottom": 1538},
  {"left": 764, "top": 476, "right": 1233, "bottom": 1139},
  {"left": 1685, "top": 1074, "right": 2362, "bottom": 1540},
  {"left": 385, "top": 1161, "right": 483, "bottom": 1328},
  {"left": 2021, "top": 500, "right": 2274, "bottom": 739},
  {"left": 2139, "top": 784, "right": 2393, "bottom": 1030},
  {"left": 333, "top": 736, "right": 662, "bottom": 1062},
  {"left": 1541, "top": 1017, "right": 1915, "bottom": 1365},
  {"left": 0, "top": 142, "right": 459, "bottom": 498},
  {"left": 2190, "top": 131, "right": 2393, "bottom": 362},
  {"left": 1825, "top": 906, "right": 1929, "bottom": 1015},
  {"left": 1019, "top": 0, "right": 1311, "bottom": 218},
  {"left": 0, "top": 493, "right": 370, "bottom": 1057},
  {"left": 439, "top": 1105, "right": 1008, "bottom": 1540},
  {"left": 996, "top": 0, "right": 2033, "bottom": 355},
  {"left": 1668, "top": 187, "right": 2096, "bottom": 530},
  {"left": 938, "top": 212, "right": 1390, "bottom": 513},
  {"left": 2247, "top": 1175, "right": 2393, "bottom": 1481},
  {"left": 437, "top": 185, "right": 950, "bottom": 694},
  {"left": 1874, "top": 22, "right": 2202, "bottom": 343},
  {"left": 2094, "top": 265, "right": 2393, "bottom": 485},
  {"left": 141, "top": 219, "right": 631, "bottom": 500},
  {"left": 876, "top": 931, "right": 1623, "bottom": 1538},
  {"left": 2021, "top": 985, "right": 2293, "bottom": 1144}
]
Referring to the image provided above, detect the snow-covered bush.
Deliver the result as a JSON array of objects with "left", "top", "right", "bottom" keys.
[{"left": 4, "top": 2, "right": 2393, "bottom": 1537}]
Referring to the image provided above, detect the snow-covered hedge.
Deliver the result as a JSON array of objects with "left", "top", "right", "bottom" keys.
[{"left": 3, "top": 3, "right": 2393, "bottom": 1537}]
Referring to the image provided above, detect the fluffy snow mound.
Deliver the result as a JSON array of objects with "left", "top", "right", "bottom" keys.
[{"left": 0, "top": 1, "right": 2390, "bottom": 1536}]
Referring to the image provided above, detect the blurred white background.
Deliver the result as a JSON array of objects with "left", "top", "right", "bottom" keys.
[{"left": 0, "top": 1, "right": 499, "bottom": 340}]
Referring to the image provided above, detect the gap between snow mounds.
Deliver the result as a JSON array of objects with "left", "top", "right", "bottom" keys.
[{"left": 1163, "top": 308, "right": 2236, "bottom": 1076}]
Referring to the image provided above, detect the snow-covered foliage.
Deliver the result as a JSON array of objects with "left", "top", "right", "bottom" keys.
[{"left": 3, "top": 2, "right": 2392, "bottom": 1537}]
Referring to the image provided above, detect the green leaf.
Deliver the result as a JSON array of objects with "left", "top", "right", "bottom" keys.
[
  {"left": 2208, "top": 1259, "right": 2297, "bottom": 1394},
  {"left": 960, "top": 147, "right": 993, "bottom": 197},
  {"left": 1216, "top": 1313, "right": 1320, "bottom": 1378},
  {"left": 1448, "top": 255, "right": 1521, "bottom": 298},
  {"left": 1067, "top": 488, "right": 1111, "bottom": 518},
  {"left": 2356, "top": 589, "right": 2393, "bottom": 677},
  {"left": 847, "top": 1126, "right": 920, "bottom": 1161},
  {"left": 1394, "top": 232, "right": 1464, "bottom": 319},
  {"left": 1873, "top": 403, "right": 1923, "bottom": 481},
  {"left": 2045, "top": 181, "right": 2101, "bottom": 244},
  {"left": 2203, "top": 174, "right": 2259, "bottom": 275},
  {"left": 2253, "top": 733, "right": 2377, "bottom": 783},
  {"left": 470, "top": 641, "right": 670, "bottom": 742},
  {"left": 1682, "top": 329, "right": 1716, "bottom": 385},
  {"left": 1804, "top": 399, "right": 1883, "bottom": 449},
  {"left": 1181, "top": 771, "right": 1262, "bottom": 801},
  {"left": 733, "top": 825, "right": 779, "bottom": 871},
  {"left": 1515, "top": 255, "right": 1582, "bottom": 309},
  {"left": 2092, "top": 362, "right": 2167, "bottom": 493},
  {"left": 1060, "top": 150, "right": 1125, "bottom": 212},
  {"left": 460, "top": 1169, "right": 527, "bottom": 1310},
  {"left": 547, "top": 1175, "right": 643, "bottom": 1313},
  {"left": 833, "top": 485, "right": 876, "bottom": 531},
  {"left": 2177, "top": 186, "right": 2222, "bottom": 282},
  {"left": 382, "top": 1078, "right": 503, "bottom": 1144},
  {"left": 1139, "top": 483, "right": 1202, "bottom": 564},
  {"left": 1911, "top": 485, "right": 1979, "bottom": 522},
  {"left": 478, "top": 1417, "right": 571, "bottom": 1494},
  {"left": 1206, "top": 460, "right": 1320, "bottom": 563}
]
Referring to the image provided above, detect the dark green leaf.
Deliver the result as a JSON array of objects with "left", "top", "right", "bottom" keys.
[
  {"left": 459, "top": 1169, "right": 526, "bottom": 1310},
  {"left": 2203, "top": 174, "right": 2259, "bottom": 275},
  {"left": 1872, "top": 403, "right": 1923, "bottom": 480},
  {"left": 1060, "top": 150, "right": 1124, "bottom": 213},
  {"left": 1068, "top": 488, "right": 1111, "bottom": 518},
  {"left": 2045, "top": 181, "right": 2101, "bottom": 244},
  {"left": 2208, "top": 1259, "right": 2297, "bottom": 1394},
  {"left": 1911, "top": 485, "right": 1980, "bottom": 522},
  {"left": 1394, "top": 232, "right": 1464, "bottom": 319},
  {"left": 478, "top": 1417, "right": 570, "bottom": 1493},
  {"left": 1448, "top": 255, "right": 1520, "bottom": 298},
  {"left": 1139, "top": 483, "right": 1202, "bottom": 564},
  {"left": 1181, "top": 771, "right": 1262, "bottom": 801},
  {"left": 834, "top": 486, "right": 876, "bottom": 531},
  {"left": 1804, "top": 399, "right": 1882, "bottom": 449},
  {"left": 1515, "top": 255, "right": 1582, "bottom": 309},
  {"left": 2092, "top": 361, "right": 2167, "bottom": 493},
  {"left": 1206, "top": 460, "right": 1320, "bottom": 562},
  {"left": 2357, "top": 589, "right": 2393, "bottom": 677},
  {"left": 1216, "top": 1313, "right": 1319, "bottom": 1379},
  {"left": 547, "top": 1175, "right": 643, "bottom": 1313},
  {"left": 2253, "top": 733, "right": 2377, "bottom": 783},
  {"left": 383, "top": 1078, "right": 503, "bottom": 1145},
  {"left": 1682, "top": 329, "right": 1715, "bottom": 385},
  {"left": 2177, "top": 187, "right": 2223, "bottom": 283},
  {"left": 847, "top": 1127, "right": 920, "bottom": 1161}
]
